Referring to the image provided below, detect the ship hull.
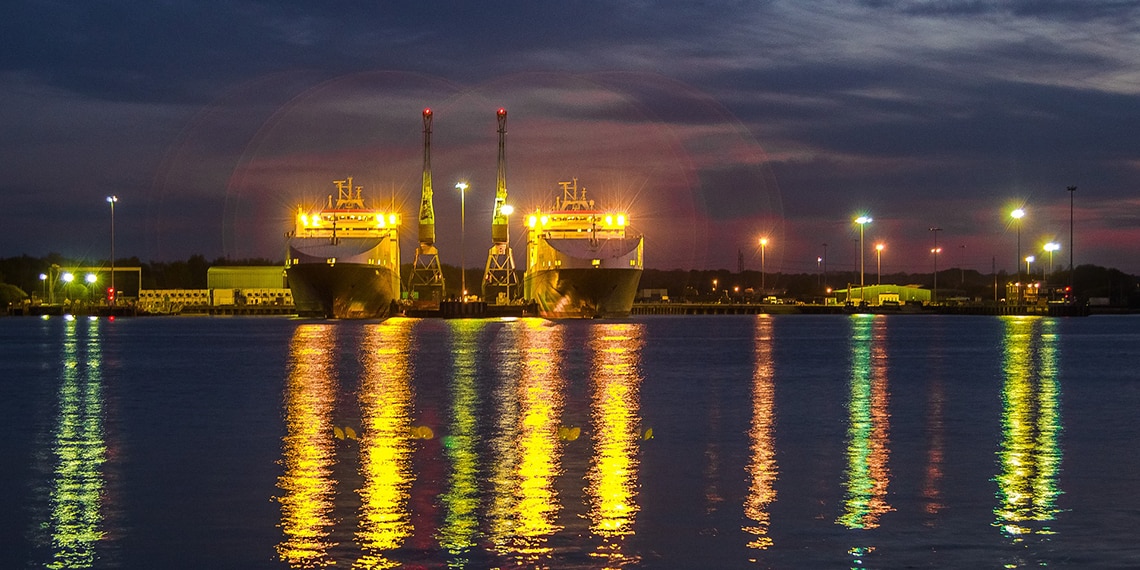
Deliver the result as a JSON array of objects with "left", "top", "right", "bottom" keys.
[
  {"left": 524, "top": 266, "right": 643, "bottom": 318},
  {"left": 523, "top": 236, "right": 643, "bottom": 318},
  {"left": 286, "top": 236, "right": 401, "bottom": 319}
]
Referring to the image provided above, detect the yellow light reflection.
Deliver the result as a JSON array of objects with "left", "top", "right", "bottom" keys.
[
  {"left": 923, "top": 371, "right": 946, "bottom": 523},
  {"left": 588, "top": 323, "right": 645, "bottom": 566},
  {"left": 437, "top": 319, "right": 483, "bottom": 564},
  {"left": 46, "top": 317, "right": 107, "bottom": 569},
  {"left": 839, "top": 315, "right": 892, "bottom": 530},
  {"left": 356, "top": 318, "right": 416, "bottom": 569},
  {"left": 995, "top": 317, "right": 1062, "bottom": 540},
  {"left": 744, "top": 316, "right": 777, "bottom": 552},
  {"left": 276, "top": 324, "right": 339, "bottom": 568},
  {"left": 489, "top": 318, "right": 565, "bottom": 565}
]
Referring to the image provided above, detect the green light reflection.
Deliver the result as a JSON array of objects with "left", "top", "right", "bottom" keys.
[
  {"left": 46, "top": 317, "right": 107, "bottom": 569},
  {"left": 438, "top": 319, "right": 483, "bottom": 566},
  {"left": 839, "top": 314, "right": 892, "bottom": 531},
  {"left": 994, "top": 316, "right": 1062, "bottom": 540}
]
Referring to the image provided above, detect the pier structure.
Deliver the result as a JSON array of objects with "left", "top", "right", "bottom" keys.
[
  {"left": 482, "top": 107, "right": 518, "bottom": 304},
  {"left": 406, "top": 108, "right": 446, "bottom": 304}
]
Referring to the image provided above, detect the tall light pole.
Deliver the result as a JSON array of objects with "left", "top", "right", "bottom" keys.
[
  {"left": 455, "top": 182, "right": 467, "bottom": 299},
  {"left": 875, "top": 243, "right": 884, "bottom": 285},
  {"left": 1011, "top": 209, "right": 1025, "bottom": 303},
  {"left": 106, "top": 195, "right": 118, "bottom": 305},
  {"left": 822, "top": 243, "right": 828, "bottom": 292},
  {"left": 759, "top": 237, "right": 768, "bottom": 292},
  {"left": 929, "top": 227, "right": 942, "bottom": 303},
  {"left": 1067, "top": 186, "right": 1076, "bottom": 289},
  {"left": 855, "top": 216, "right": 872, "bottom": 302},
  {"left": 1044, "top": 242, "right": 1060, "bottom": 282},
  {"left": 1026, "top": 255, "right": 1035, "bottom": 279}
]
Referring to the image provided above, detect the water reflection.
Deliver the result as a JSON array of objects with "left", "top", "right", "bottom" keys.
[
  {"left": 587, "top": 323, "right": 645, "bottom": 567},
  {"left": 438, "top": 319, "right": 482, "bottom": 566},
  {"left": 277, "top": 324, "right": 339, "bottom": 567},
  {"left": 355, "top": 318, "right": 416, "bottom": 568},
  {"left": 744, "top": 316, "right": 777, "bottom": 552},
  {"left": 995, "top": 317, "right": 1062, "bottom": 540},
  {"left": 42, "top": 317, "right": 109, "bottom": 569},
  {"left": 839, "top": 314, "right": 892, "bottom": 530},
  {"left": 489, "top": 318, "right": 565, "bottom": 565}
]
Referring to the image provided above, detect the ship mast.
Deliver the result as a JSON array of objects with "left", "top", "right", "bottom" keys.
[
  {"left": 406, "top": 108, "right": 445, "bottom": 304},
  {"left": 482, "top": 107, "right": 518, "bottom": 303}
]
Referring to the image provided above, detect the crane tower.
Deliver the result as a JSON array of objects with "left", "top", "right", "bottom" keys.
[
  {"left": 407, "top": 108, "right": 445, "bottom": 304},
  {"left": 482, "top": 107, "right": 518, "bottom": 303}
]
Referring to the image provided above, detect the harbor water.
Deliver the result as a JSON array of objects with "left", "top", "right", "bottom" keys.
[{"left": 3, "top": 314, "right": 1140, "bottom": 568}]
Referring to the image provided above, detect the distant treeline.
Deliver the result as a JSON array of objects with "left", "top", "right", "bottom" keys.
[{"left": 1, "top": 253, "right": 1138, "bottom": 308}]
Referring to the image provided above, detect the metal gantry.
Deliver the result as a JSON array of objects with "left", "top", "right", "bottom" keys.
[
  {"left": 407, "top": 108, "right": 445, "bottom": 304},
  {"left": 482, "top": 108, "right": 518, "bottom": 303}
]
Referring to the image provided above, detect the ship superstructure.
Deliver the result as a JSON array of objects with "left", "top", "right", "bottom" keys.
[
  {"left": 285, "top": 177, "right": 401, "bottom": 318},
  {"left": 523, "top": 179, "right": 644, "bottom": 318}
]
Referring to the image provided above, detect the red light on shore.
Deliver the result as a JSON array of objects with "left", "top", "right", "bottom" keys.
[
  {"left": 423, "top": 108, "right": 432, "bottom": 117},
  {"left": 497, "top": 107, "right": 506, "bottom": 116}
]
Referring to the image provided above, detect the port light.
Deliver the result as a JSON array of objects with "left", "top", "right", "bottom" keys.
[
  {"left": 388, "top": 213, "right": 398, "bottom": 226},
  {"left": 541, "top": 215, "right": 549, "bottom": 226},
  {"left": 605, "top": 214, "right": 614, "bottom": 226},
  {"left": 528, "top": 215, "right": 537, "bottom": 228},
  {"left": 617, "top": 214, "right": 626, "bottom": 226}
]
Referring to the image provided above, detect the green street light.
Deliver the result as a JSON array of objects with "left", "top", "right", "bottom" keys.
[
  {"left": 1011, "top": 208, "right": 1025, "bottom": 303},
  {"left": 1044, "top": 242, "right": 1060, "bottom": 281},
  {"left": 854, "top": 216, "right": 872, "bottom": 301}
]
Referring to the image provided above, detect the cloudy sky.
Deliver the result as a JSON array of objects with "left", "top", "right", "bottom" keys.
[{"left": 3, "top": 1, "right": 1138, "bottom": 275}]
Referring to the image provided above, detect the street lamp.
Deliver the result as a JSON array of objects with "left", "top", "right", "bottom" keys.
[
  {"left": 759, "top": 237, "right": 769, "bottom": 292},
  {"left": 1011, "top": 208, "right": 1025, "bottom": 303},
  {"left": 929, "top": 227, "right": 942, "bottom": 303},
  {"left": 875, "top": 243, "right": 884, "bottom": 285},
  {"left": 1044, "top": 242, "right": 1060, "bottom": 282},
  {"left": 455, "top": 182, "right": 467, "bottom": 299},
  {"left": 855, "top": 216, "right": 872, "bottom": 302},
  {"left": 106, "top": 196, "right": 117, "bottom": 305},
  {"left": 1026, "top": 255, "right": 1035, "bottom": 279},
  {"left": 39, "top": 273, "right": 47, "bottom": 302}
]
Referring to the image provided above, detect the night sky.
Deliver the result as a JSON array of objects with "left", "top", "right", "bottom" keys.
[{"left": 3, "top": 1, "right": 1138, "bottom": 275}]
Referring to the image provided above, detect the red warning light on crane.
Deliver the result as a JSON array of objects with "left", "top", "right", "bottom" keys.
[{"left": 497, "top": 107, "right": 506, "bottom": 116}]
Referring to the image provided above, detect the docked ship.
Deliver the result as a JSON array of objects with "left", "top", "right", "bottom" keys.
[
  {"left": 522, "top": 179, "right": 644, "bottom": 318},
  {"left": 285, "top": 177, "right": 402, "bottom": 318}
]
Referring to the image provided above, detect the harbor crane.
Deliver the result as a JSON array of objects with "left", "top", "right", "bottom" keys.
[
  {"left": 406, "top": 108, "right": 445, "bottom": 303},
  {"left": 483, "top": 107, "right": 518, "bottom": 304}
]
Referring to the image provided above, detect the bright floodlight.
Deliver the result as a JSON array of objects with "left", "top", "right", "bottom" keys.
[
  {"left": 1026, "top": 256, "right": 1035, "bottom": 263},
  {"left": 1011, "top": 208, "right": 1025, "bottom": 219},
  {"left": 106, "top": 195, "right": 118, "bottom": 203},
  {"left": 855, "top": 216, "right": 872, "bottom": 224},
  {"left": 501, "top": 204, "right": 514, "bottom": 216},
  {"left": 455, "top": 182, "right": 467, "bottom": 191},
  {"left": 875, "top": 243, "right": 884, "bottom": 251},
  {"left": 85, "top": 273, "right": 97, "bottom": 284},
  {"left": 1044, "top": 242, "right": 1060, "bottom": 252},
  {"left": 62, "top": 272, "right": 74, "bottom": 283},
  {"left": 760, "top": 237, "right": 769, "bottom": 246}
]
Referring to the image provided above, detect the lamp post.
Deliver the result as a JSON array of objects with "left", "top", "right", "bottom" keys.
[
  {"left": 822, "top": 243, "right": 828, "bottom": 292},
  {"left": 1011, "top": 209, "right": 1025, "bottom": 303},
  {"left": 106, "top": 195, "right": 118, "bottom": 305},
  {"left": 929, "top": 227, "right": 942, "bottom": 303},
  {"left": 855, "top": 216, "right": 872, "bottom": 302},
  {"left": 759, "top": 237, "right": 768, "bottom": 292},
  {"left": 1067, "top": 186, "right": 1076, "bottom": 288},
  {"left": 1044, "top": 242, "right": 1060, "bottom": 282},
  {"left": 39, "top": 273, "right": 47, "bottom": 302},
  {"left": 875, "top": 243, "right": 884, "bottom": 285},
  {"left": 455, "top": 182, "right": 467, "bottom": 300},
  {"left": 501, "top": 204, "right": 513, "bottom": 302},
  {"left": 1026, "top": 255, "right": 1035, "bottom": 279}
]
